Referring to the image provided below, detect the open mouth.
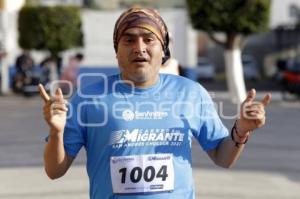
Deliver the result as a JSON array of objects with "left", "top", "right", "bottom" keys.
[{"left": 132, "top": 57, "right": 148, "bottom": 63}]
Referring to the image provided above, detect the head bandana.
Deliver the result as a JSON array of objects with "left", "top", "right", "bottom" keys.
[{"left": 113, "top": 7, "right": 170, "bottom": 63}]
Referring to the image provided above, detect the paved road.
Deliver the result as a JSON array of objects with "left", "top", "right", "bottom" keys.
[{"left": 0, "top": 93, "right": 299, "bottom": 198}]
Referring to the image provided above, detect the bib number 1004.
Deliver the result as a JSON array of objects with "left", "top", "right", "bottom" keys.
[{"left": 119, "top": 165, "right": 168, "bottom": 183}]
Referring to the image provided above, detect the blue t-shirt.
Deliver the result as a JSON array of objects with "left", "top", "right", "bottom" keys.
[{"left": 63, "top": 74, "right": 228, "bottom": 199}]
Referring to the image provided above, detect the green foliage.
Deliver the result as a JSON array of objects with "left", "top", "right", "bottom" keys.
[
  {"left": 25, "top": 0, "right": 39, "bottom": 6},
  {"left": 186, "top": 0, "right": 271, "bottom": 35},
  {"left": 83, "top": 0, "right": 100, "bottom": 9},
  {"left": 18, "top": 6, "right": 83, "bottom": 56}
]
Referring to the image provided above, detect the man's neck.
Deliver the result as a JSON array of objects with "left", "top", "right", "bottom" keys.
[{"left": 121, "top": 74, "right": 159, "bottom": 88}]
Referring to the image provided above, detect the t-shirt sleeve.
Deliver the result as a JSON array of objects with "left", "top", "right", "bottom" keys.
[
  {"left": 63, "top": 94, "right": 86, "bottom": 158},
  {"left": 195, "top": 86, "right": 229, "bottom": 152}
]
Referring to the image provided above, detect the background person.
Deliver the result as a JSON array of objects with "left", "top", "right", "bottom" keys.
[{"left": 60, "top": 53, "right": 84, "bottom": 95}]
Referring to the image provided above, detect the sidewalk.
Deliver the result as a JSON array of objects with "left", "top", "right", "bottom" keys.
[{"left": 0, "top": 165, "right": 299, "bottom": 199}]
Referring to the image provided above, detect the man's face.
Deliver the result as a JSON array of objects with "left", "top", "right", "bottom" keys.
[{"left": 116, "top": 27, "right": 164, "bottom": 87}]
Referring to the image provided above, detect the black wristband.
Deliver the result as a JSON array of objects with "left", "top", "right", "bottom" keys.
[{"left": 230, "top": 121, "right": 249, "bottom": 148}]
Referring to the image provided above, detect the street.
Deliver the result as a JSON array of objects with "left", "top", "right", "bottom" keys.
[{"left": 0, "top": 93, "right": 299, "bottom": 198}]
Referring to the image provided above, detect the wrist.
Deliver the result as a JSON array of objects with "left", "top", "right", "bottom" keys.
[
  {"left": 49, "top": 129, "right": 64, "bottom": 138},
  {"left": 230, "top": 120, "right": 250, "bottom": 148},
  {"left": 233, "top": 128, "right": 248, "bottom": 143},
  {"left": 236, "top": 120, "right": 250, "bottom": 136}
]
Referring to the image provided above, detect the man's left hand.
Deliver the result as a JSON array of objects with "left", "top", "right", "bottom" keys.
[{"left": 236, "top": 89, "right": 271, "bottom": 136}]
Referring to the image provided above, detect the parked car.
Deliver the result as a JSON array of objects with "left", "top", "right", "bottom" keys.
[
  {"left": 196, "top": 57, "right": 216, "bottom": 81},
  {"left": 276, "top": 57, "right": 300, "bottom": 99},
  {"left": 242, "top": 55, "right": 260, "bottom": 80}
]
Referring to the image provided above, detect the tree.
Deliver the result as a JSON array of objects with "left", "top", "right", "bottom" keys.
[
  {"left": 18, "top": 5, "right": 83, "bottom": 78},
  {"left": 186, "top": 0, "right": 271, "bottom": 103},
  {"left": 19, "top": 6, "right": 83, "bottom": 57}
]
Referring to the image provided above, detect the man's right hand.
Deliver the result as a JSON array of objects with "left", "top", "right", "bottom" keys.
[{"left": 39, "top": 84, "right": 68, "bottom": 135}]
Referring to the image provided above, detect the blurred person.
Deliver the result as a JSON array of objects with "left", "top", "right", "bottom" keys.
[
  {"left": 12, "top": 50, "right": 35, "bottom": 93},
  {"left": 39, "top": 7, "right": 271, "bottom": 199},
  {"left": 160, "top": 57, "right": 180, "bottom": 75},
  {"left": 159, "top": 34, "right": 183, "bottom": 76},
  {"left": 60, "top": 53, "right": 84, "bottom": 94},
  {"left": 40, "top": 55, "right": 63, "bottom": 81},
  {"left": 39, "top": 56, "right": 55, "bottom": 82}
]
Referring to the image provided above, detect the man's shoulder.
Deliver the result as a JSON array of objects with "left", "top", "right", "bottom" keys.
[{"left": 160, "top": 74, "right": 204, "bottom": 90}]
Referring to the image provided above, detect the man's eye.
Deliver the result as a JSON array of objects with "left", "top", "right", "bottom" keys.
[{"left": 145, "top": 38, "right": 154, "bottom": 43}]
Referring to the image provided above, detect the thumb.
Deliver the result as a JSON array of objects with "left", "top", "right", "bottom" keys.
[
  {"left": 55, "top": 87, "right": 64, "bottom": 99},
  {"left": 244, "top": 88, "right": 256, "bottom": 103},
  {"left": 261, "top": 93, "right": 272, "bottom": 107}
]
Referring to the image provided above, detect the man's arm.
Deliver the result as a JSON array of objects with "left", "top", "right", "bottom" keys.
[
  {"left": 39, "top": 84, "right": 73, "bottom": 179},
  {"left": 44, "top": 130, "right": 74, "bottom": 179},
  {"left": 207, "top": 121, "right": 248, "bottom": 168},
  {"left": 207, "top": 89, "right": 271, "bottom": 168},
  {"left": 207, "top": 137, "right": 244, "bottom": 168}
]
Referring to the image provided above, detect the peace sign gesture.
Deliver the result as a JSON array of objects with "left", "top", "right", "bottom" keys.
[
  {"left": 236, "top": 89, "right": 271, "bottom": 136},
  {"left": 39, "top": 84, "right": 68, "bottom": 134}
]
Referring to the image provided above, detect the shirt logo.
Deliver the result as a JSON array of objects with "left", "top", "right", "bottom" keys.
[
  {"left": 122, "top": 110, "right": 135, "bottom": 121},
  {"left": 122, "top": 109, "right": 168, "bottom": 121},
  {"left": 110, "top": 129, "right": 184, "bottom": 148}
]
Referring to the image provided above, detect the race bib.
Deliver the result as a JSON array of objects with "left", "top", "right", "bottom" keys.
[{"left": 110, "top": 154, "right": 174, "bottom": 194}]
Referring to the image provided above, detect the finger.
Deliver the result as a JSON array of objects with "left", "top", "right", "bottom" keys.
[
  {"left": 248, "top": 112, "right": 265, "bottom": 120},
  {"left": 261, "top": 93, "right": 272, "bottom": 107},
  {"left": 245, "top": 103, "right": 265, "bottom": 112},
  {"left": 246, "top": 109, "right": 260, "bottom": 114},
  {"left": 246, "top": 110, "right": 265, "bottom": 117},
  {"left": 246, "top": 110, "right": 264, "bottom": 117},
  {"left": 51, "top": 103, "right": 68, "bottom": 112},
  {"left": 243, "top": 111, "right": 259, "bottom": 119},
  {"left": 51, "top": 110, "right": 66, "bottom": 115},
  {"left": 55, "top": 87, "right": 64, "bottom": 99},
  {"left": 38, "top": 84, "right": 50, "bottom": 103},
  {"left": 50, "top": 97, "right": 67, "bottom": 104},
  {"left": 244, "top": 88, "right": 256, "bottom": 103},
  {"left": 244, "top": 102, "right": 262, "bottom": 109},
  {"left": 52, "top": 107, "right": 68, "bottom": 112}
]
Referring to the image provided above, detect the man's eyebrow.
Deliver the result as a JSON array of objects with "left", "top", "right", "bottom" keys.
[{"left": 122, "top": 32, "right": 155, "bottom": 37}]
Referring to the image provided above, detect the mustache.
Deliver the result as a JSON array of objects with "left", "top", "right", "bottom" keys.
[{"left": 130, "top": 55, "right": 149, "bottom": 62}]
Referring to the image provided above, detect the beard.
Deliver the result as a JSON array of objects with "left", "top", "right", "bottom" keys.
[{"left": 120, "top": 66, "right": 160, "bottom": 86}]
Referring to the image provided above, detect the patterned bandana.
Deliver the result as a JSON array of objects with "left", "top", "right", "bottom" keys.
[{"left": 113, "top": 7, "right": 169, "bottom": 54}]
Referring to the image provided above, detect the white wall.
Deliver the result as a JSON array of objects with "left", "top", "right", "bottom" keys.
[
  {"left": 81, "top": 9, "right": 197, "bottom": 67},
  {"left": 4, "top": 8, "right": 196, "bottom": 69},
  {"left": 270, "top": 0, "right": 300, "bottom": 28}
]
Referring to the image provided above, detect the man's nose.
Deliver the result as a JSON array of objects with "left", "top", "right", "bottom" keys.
[{"left": 133, "top": 38, "right": 146, "bottom": 54}]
